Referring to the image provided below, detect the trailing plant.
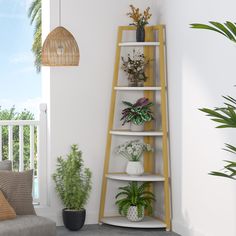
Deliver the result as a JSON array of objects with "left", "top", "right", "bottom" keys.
[
  {"left": 121, "top": 50, "right": 149, "bottom": 84},
  {"left": 115, "top": 140, "right": 153, "bottom": 161},
  {"left": 52, "top": 145, "right": 92, "bottom": 210},
  {"left": 121, "top": 97, "right": 154, "bottom": 126},
  {"left": 191, "top": 21, "right": 236, "bottom": 179},
  {"left": 127, "top": 5, "right": 152, "bottom": 28},
  {"left": 115, "top": 182, "right": 155, "bottom": 217}
]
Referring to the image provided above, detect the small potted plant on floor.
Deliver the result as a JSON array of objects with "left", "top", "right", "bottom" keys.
[
  {"left": 121, "top": 97, "right": 154, "bottom": 131},
  {"left": 52, "top": 144, "right": 92, "bottom": 231},
  {"left": 121, "top": 50, "right": 149, "bottom": 87},
  {"left": 115, "top": 140, "right": 153, "bottom": 176},
  {"left": 115, "top": 182, "right": 155, "bottom": 222},
  {"left": 127, "top": 5, "right": 152, "bottom": 42}
]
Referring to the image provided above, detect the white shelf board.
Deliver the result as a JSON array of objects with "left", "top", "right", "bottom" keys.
[
  {"left": 101, "top": 216, "right": 166, "bottom": 228},
  {"left": 114, "top": 86, "right": 161, "bottom": 91},
  {"left": 106, "top": 173, "right": 165, "bottom": 182},
  {"left": 110, "top": 130, "right": 163, "bottom": 136},
  {"left": 119, "top": 42, "right": 160, "bottom": 47}
]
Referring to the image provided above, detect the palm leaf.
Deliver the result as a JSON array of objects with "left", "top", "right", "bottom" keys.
[
  {"left": 190, "top": 23, "right": 228, "bottom": 37},
  {"left": 223, "top": 143, "right": 236, "bottom": 154},
  {"left": 190, "top": 21, "right": 236, "bottom": 43},
  {"left": 28, "top": 0, "right": 42, "bottom": 73},
  {"left": 209, "top": 21, "right": 236, "bottom": 41}
]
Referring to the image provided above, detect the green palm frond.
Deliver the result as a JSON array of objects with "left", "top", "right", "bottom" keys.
[
  {"left": 209, "top": 160, "right": 236, "bottom": 179},
  {"left": 199, "top": 96, "right": 236, "bottom": 180},
  {"left": 199, "top": 96, "right": 236, "bottom": 128},
  {"left": 28, "top": 0, "right": 42, "bottom": 73},
  {"left": 190, "top": 21, "right": 236, "bottom": 43},
  {"left": 223, "top": 143, "right": 236, "bottom": 154}
]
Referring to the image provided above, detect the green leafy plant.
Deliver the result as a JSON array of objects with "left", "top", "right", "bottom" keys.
[
  {"left": 52, "top": 145, "right": 92, "bottom": 210},
  {"left": 121, "top": 97, "right": 154, "bottom": 126},
  {"left": 191, "top": 21, "right": 236, "bottom": 179},
  {"left": 115, "top": 182, "right": 155, "bottom": 217},
  {"left": 115, "top": 140, "right": 153, "bottom": 161}
]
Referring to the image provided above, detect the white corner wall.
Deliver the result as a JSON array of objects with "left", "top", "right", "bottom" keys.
[
  {"left": 40, "top": 0, "right": 159, "bottom": 225},
  {"left": 40, "top": 0, "right": 236, "bottom": 235},
  {"left": 162, "top": 0, "right": 236, "bottom": 236}
]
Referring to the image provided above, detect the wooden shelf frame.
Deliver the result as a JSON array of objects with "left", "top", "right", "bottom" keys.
[{"left": 98, "top": 25, "right": 171, "bottom": 230}]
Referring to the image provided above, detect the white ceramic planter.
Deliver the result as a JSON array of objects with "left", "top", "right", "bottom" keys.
[
  {"left": 130, "top": 123, "right": 144, "bottom": 132},
  {"left": 126, "top": 161, "right": 144, "bottom": 176},
  {"left": 127, "top": 206, "right": 144, "bottom": 222}
]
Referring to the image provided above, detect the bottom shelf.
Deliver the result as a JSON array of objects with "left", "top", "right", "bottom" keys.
[{"left": 101, "top": 216, "right": 166, "bottom": 228}]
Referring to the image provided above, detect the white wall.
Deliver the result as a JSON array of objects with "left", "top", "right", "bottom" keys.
[
  {"left": 40, "top": 0, "right": 236, "bottom": 235},
  {"left": 162, "top": 0, "right": 236, "bottom": 236},
  {"left": 40, "top": 0, "right": 159, "bottom": 225}
]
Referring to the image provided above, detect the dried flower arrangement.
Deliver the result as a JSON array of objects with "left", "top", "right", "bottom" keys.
[
  {"left": 121, "top": 50, "right": 149, "bottom": 86},
  {"left": 127, "top": 5, "right": 152, "bottom": 28}
]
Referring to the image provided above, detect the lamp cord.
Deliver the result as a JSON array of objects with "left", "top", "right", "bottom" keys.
[{"left": 59, "top": 0, "right": 61, "bottom": 26}]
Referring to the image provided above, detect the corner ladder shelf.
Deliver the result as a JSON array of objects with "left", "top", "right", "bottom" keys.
[{"left": 99, "top": 25, "right": 171, "bottom": 230}]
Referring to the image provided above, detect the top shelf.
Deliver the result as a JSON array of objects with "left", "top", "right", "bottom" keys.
[{"left": 119, "top": 42, "right": 160, "bottom": 47}]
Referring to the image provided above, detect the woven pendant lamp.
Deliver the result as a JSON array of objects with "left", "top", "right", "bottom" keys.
[{"left": 42, "top": 0, "right": 80, "bottom": 66}]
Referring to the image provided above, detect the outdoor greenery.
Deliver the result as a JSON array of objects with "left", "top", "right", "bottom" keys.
[
  {"left": 191, "top": 21, "right": 236, "bottom": 180},
  {"left": 115, "top": 182, "right": 155, "bottom": 217},
  {"left": 121, "top": 97, "right": 154, "bottom": 126},
  {"left": 0, "top": 107, "right": 37, "bottom": 172},
  {"left": 127, "top": 5, "right": 152, "bottom": 28},
  {"left": 115, "top": 140, "right": 153, "bottom": 161},
  {"left": 121, "top": 50, "right": 149, "bottom": 85},
  {"left": 52, "top": 145, "right": 92, "bottom": 210},
  {"left": 28, "top": 0, "right": 42, "bottom": 73}
]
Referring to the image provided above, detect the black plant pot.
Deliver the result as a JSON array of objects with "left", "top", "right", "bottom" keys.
[
  {"left": 62, "top": 208, "right": 86, "bottom": 231},
  {"left": 136, "top": 27, "right": 145, "bottom": 42}
]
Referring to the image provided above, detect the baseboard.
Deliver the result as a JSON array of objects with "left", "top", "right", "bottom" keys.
[{"left": 172, "top": 219, "right": 205, "bottom": 236}]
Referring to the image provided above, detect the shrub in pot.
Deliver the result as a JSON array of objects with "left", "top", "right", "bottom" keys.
[
  {"left": 52, "top": 144, "right": 92, "bottom": 231},
  {"left": 115, "top": 182, "right": 155, "bottom": 222},
  {"left": 115, "top": 140, "right": 153, "bottom": 176},
  {"left": 121, "top": 97, "right": 154, "bottom": 131}
]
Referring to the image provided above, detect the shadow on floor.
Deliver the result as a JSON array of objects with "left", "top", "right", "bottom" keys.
[{"left": 57, "top": 224, "right": 180, "bottom": 236}]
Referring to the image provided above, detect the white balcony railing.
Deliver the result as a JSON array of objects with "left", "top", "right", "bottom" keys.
[{"left": 0, "top": 104, "right": 47, "bottom": 205}]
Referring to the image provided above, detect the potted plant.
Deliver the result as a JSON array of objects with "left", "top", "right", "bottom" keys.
[
  {"left": 52, "top": 144, "right": 92, "bottom": 231},
  {"left": 121, "top": 97, "right": 154, "bottom": 131},
  {"left": 115, "top": 182, "right": 155, "bottom": 222},
  {"left": 121, "top": 50, "right": 149, "bottom": 87},
  {"left": 127, "top": 5, "right": 152, "bottom": 42},
  {"left": 115, "top": 140, "right": 153, "bottom": 176}
]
